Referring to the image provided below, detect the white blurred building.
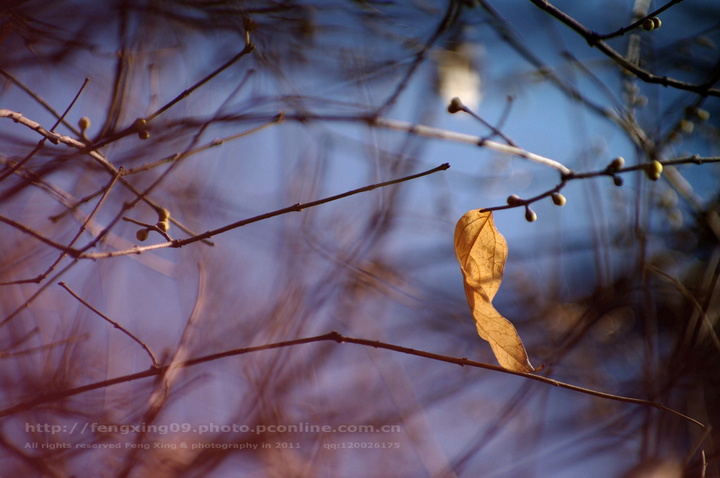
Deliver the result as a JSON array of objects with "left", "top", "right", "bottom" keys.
[{"left": 433, "top": 42, "right": 483, "bottom": 111}]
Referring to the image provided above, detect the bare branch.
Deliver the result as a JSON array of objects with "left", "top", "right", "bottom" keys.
[
  {"left": 372, "top": 117, "right": 572, "bottom": 175},
  {"left": 58, "top": 282, "right": 159, "bottom": 368},
  {"left": 0, "top": 331, "right": 704, "bottom": 429},
  {"left": 79, "top": 162, "right": 451, "bottom": 259},
  {"left": 528, "top": 0, "right": 720, "bottom": 96}
]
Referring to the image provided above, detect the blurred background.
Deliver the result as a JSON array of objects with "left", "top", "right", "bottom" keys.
[{"left": 1, "top": 0, "right": 719, "bottom": 476}]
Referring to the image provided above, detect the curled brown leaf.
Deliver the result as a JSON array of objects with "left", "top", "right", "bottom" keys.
[{"left": 454, "top": 210, "right": 535, "bottom": 373}]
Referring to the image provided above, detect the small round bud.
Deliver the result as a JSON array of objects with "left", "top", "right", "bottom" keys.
[
  {"left": 507, "top": 194, "right": 522, "bottom": 206},
  {"left": 447, "top": 97, "right": 464, "bottom": 114},
  {"left": 613, "top": 175, "right": 624, "bottom": 187},
  {"left": 78, "top": 117, "right": 90, "bottom": 131},
  {"left": 138, "top": 130, "right": 150, "bottom": 140},
  {"left": 609, "top": 156, "right": 625, "bottom": 171},
  {"left": 642, "top": 18, "right": 655, "bottom": 31},
  {"left": 651, "top": 17, "right": 661, "bottom": 29},
  {"left": 156, "top": 220, "right": 169, "bottom": 232},
  {"left": 525, "top": 207, "right": 537, "bottom": 223},
  {"left": 132, "top": 118, "right": 147, "bottom": 130},
  {"left": 645, "top": 160, "right": 663, "bottom": 181},
  {"left": 157, "top": 207, "right": 170, "bottom": 221},
  {"left": 136, "top": 229, "right": 149, "bottom": 241},
  {"left": 551, "top": 192, "right": 566, "bottom": 206},
  {"left": 696, "top": 109, "right": 710, "bottom": 122}
]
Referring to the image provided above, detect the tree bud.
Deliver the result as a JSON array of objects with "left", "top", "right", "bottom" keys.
[
  {"left": 78, "top": 117, "right": 90, "bottom": 131},
  {"left": 525, "top": 207, "right": 537, "bottom": 222}
]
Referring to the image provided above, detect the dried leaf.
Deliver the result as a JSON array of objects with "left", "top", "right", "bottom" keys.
[{"left": 454, "top": 210, "right": 535, "bottom": 372}]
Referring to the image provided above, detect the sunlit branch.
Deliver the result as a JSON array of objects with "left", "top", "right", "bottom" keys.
[{"left": 371, "top": 117, "right": 572, "bottom": 175}]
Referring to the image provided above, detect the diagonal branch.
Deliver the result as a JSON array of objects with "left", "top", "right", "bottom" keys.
[{"left": 78, "top": 162, "right": 451, "bottom": 259}]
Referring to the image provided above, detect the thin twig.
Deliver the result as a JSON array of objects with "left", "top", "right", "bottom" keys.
[
  {"left": 452, "top": 98, "right": 516, "bottom": 146},
  {"left": 475, "top": 0, "right": 620, "bottom": 123},
  {"left": 123, "top": 113, "right": 284, "bottom": 176},
  {"left": 0, "top": 335, "right": 88, "bottom": 359},
  {"left": 1, "top": 48, "right": 254, "bottom": 247},
  {"left": 0, "top": 331, "right": 704, "bottom": 429},
  {"left": 148, "top": 262, "right": 205, "bottom": 408},
  {"left": 593, "top": 0, "right": 684, "bottom": 41},
  {"left": 58, "top": 281, "right": 158, "bottom": 368},
  {"left": 477, "top": 156, "right": 718, "bottom": 212},
  {"left": 682, "top": 423, "right": 712, "bottom": 468},
  {"left": 647, "top": 264, "right": 720, "bottom": 354},
  {"left": 0, "top": 67, "right": 83, "bottom": 136},
  {"left": 1, "top": 260, "right": 78, "bottom": 327},
  {"left": 0, "top": 109, "right": 64, "bottom": 145},
  {"left": 82, "top": 43, "right": 257, "bottom": 154},
  {"left": 0, "top": 167, "right": 120, "bottom": 285},
  {"left": 376, "top": 1, "right": 459, "bottom": 114},
  {"left": 79, "top": 162, "right": 451, "bottom": 259},
  {"left": 147, "top": 44, "right": 256, "bottom": 123},
  {"left": 0, "top": 214, "right": 77, "bottom": 254},
  {"left": 30, "top": 167, "right": 123, "bottom": 284}
]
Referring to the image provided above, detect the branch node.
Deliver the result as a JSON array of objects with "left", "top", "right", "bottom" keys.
[{"left": 328, "top": 331, "right": 344, "bottom": 343}]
